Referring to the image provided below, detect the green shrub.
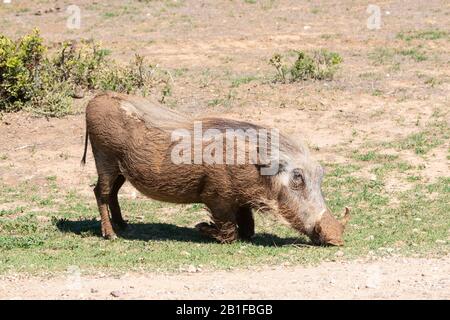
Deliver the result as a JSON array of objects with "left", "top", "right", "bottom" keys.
[
  {"left": 0, "top": 29, "right": 46, "bottom": 112},
  {"left": 0, "top": 30, "right": 169, "bottom": 117},
  {"left": 269, "top": 49, "right": 342, "bottom": 83}
]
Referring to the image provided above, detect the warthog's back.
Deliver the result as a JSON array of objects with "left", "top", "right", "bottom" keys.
[{"left": 87, "top": 91, "right": 188, "bottom": 131}]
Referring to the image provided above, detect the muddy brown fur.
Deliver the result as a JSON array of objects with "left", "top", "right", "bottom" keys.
[{"left": 83, "top": 92, "right": 350, "bottom": 245}]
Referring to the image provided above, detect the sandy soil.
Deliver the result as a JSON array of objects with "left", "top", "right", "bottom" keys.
[{"left": 1, "top": 256, "right": 449, "bottom": 299}]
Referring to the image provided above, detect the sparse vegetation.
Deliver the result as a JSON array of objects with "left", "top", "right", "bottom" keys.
[
  {"left": 351, "top": 150, "right": 398, "bottom": 162},
  {"left": 398, "top": 48, "right": 427, "bottom": 62},
  {"left": 269, "top": 50, "right": 342, "bottom": 82},
  {"left": 0, "top": 30, "right": 170, "bottom": 117},
  {"left": 230, "top": 75, "right": 258, "bottom": 87},
  {"left": 397, "top": 29, "right": 448, "bottom": 41},
  {"left": 368, "top": 46, "right": 431, "bottom": 68},
  {"left": 385, "top": 121, "right": 449, "bottom": 155}
]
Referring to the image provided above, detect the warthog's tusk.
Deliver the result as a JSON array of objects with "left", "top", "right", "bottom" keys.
[
  {"left": 340, "top": 207, "right": 351, "bottom": 228},
  {"left": 318, "top": 208, "right": 326, "bottom": 219}
]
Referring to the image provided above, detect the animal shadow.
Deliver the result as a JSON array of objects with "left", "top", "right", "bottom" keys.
[{"left": 55, "top": 218, "right": 310, "bottom": 247}]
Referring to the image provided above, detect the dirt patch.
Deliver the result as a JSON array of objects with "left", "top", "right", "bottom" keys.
[{"left": 0, "top": 255, "right": 448, "bottom": 299}]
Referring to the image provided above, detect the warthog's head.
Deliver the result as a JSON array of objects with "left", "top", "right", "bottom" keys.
[{"left": 269, "top": 151, "right": 351, "bottom": 246}]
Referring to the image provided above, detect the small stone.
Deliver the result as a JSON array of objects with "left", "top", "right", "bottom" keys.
[
  {"left": 36, "top": 215, "right": 50, "bottom": 223},
  {"left": 335, "top": 250, "right": 344, "bottom": 257},
  {"left": 188, "top": 265, "right": 197, "bottom": 273},
  {"left": 90, "top": 288, "right": 98, "bottom": 293},
  {"left": 110, "top": 290, "right": 122, "bottom": 298},
  {"left": 72, "top": 86, "right": 85, "bottom": 99}
]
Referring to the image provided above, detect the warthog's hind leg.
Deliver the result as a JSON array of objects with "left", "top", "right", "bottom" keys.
[{"left": 109, "top": 174, "right": 127, "bottom": 230}]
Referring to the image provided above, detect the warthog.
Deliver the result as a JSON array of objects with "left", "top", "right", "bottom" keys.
[{"left": 82, "top": 92, "right": 350, "bottom": 245}]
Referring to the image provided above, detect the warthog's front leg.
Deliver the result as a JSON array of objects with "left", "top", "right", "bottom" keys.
[
  {"left": 196, "top": 206, "right": 255, "bottom": 243},
  {"left": 195, "top": 220, "right": 238, "bottom": 243},
  {"left": 236, "top": 206, "right": 255, "bottom": 241},
  {"left": 196, "top": 202, "right": 239, "bottom": 243},
  {"left": 94, "top": 174, "right": 117, "bottom": 240}
]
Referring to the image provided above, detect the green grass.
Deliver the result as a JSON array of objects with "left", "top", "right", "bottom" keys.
[
  {"left": 398, "top": 48, "right": 427, "bottom": 62},
  {"left": 384, "top": 121, "right": 449, "bottom": 155},
  {"left": 351, "top": 150, "right": 399, "bottom": 162},
  {"left": 368, "top": 46, "right": 428, "bottom": 66},
  {"left": 368, "top": 47, "right": 396, "bottom": 65},
  {"left": 103, "top": 12, "right": 119, "bottom": 19},
  {"left": 230, "top": 75, "right": 258, "bottom": 88},
  {"left": 397, "top": 29, "right": 448, "bottom": 41},
  {"left": 0, "top": 154, "right": 448, "bottom": 274}
]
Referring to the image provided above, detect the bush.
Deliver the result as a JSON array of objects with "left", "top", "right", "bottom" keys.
[
  {"left": 0, "top": 30, "right": 170, "bottom": 117},
  {"left": 269, "top": 49, "right": 342, "bottom": 83},
  {"left": 0, "top": 29, "right": 46, "bottom": 112}
]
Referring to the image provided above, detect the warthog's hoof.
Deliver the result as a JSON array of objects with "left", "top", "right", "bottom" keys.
[
  {"left": 102, "top": 231, "right": 118, "bottom": 240},
  {"left": 238, "top": 232, "right": 254, "bottom": 242},
  {"left": 238, "top": 226, "right": 255, "bottom": 241},
  {"left": 195, "top": 222, "right": 217, "bottom": 236},
  {"left": 195, "top": 221, "right": 238, "bottom": 244}
]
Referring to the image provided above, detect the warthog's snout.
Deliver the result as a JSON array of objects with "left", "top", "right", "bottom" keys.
[{"left": 310, "top": 208, "right": 351, "bottom": 246}]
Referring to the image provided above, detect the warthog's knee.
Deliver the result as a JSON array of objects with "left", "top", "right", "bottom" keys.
[{"left": 195, "top": 221, "right": 238, "bottom": 243}]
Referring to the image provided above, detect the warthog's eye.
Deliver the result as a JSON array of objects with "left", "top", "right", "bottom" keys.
[{"left": 290, "top": 168, "right": 304, "bottom": 189}]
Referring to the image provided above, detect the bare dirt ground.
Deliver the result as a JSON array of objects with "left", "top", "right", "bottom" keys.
[
  {"left": 1, "top": 256, "right": 449, "bottom": 299},
  {"left": 0, "top": 0, "right": 449, "bottom": 299}
]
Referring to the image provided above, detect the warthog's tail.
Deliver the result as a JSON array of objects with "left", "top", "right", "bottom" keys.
[{"left": 81, "top": 127, "right": 88, "bottom": 166}]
